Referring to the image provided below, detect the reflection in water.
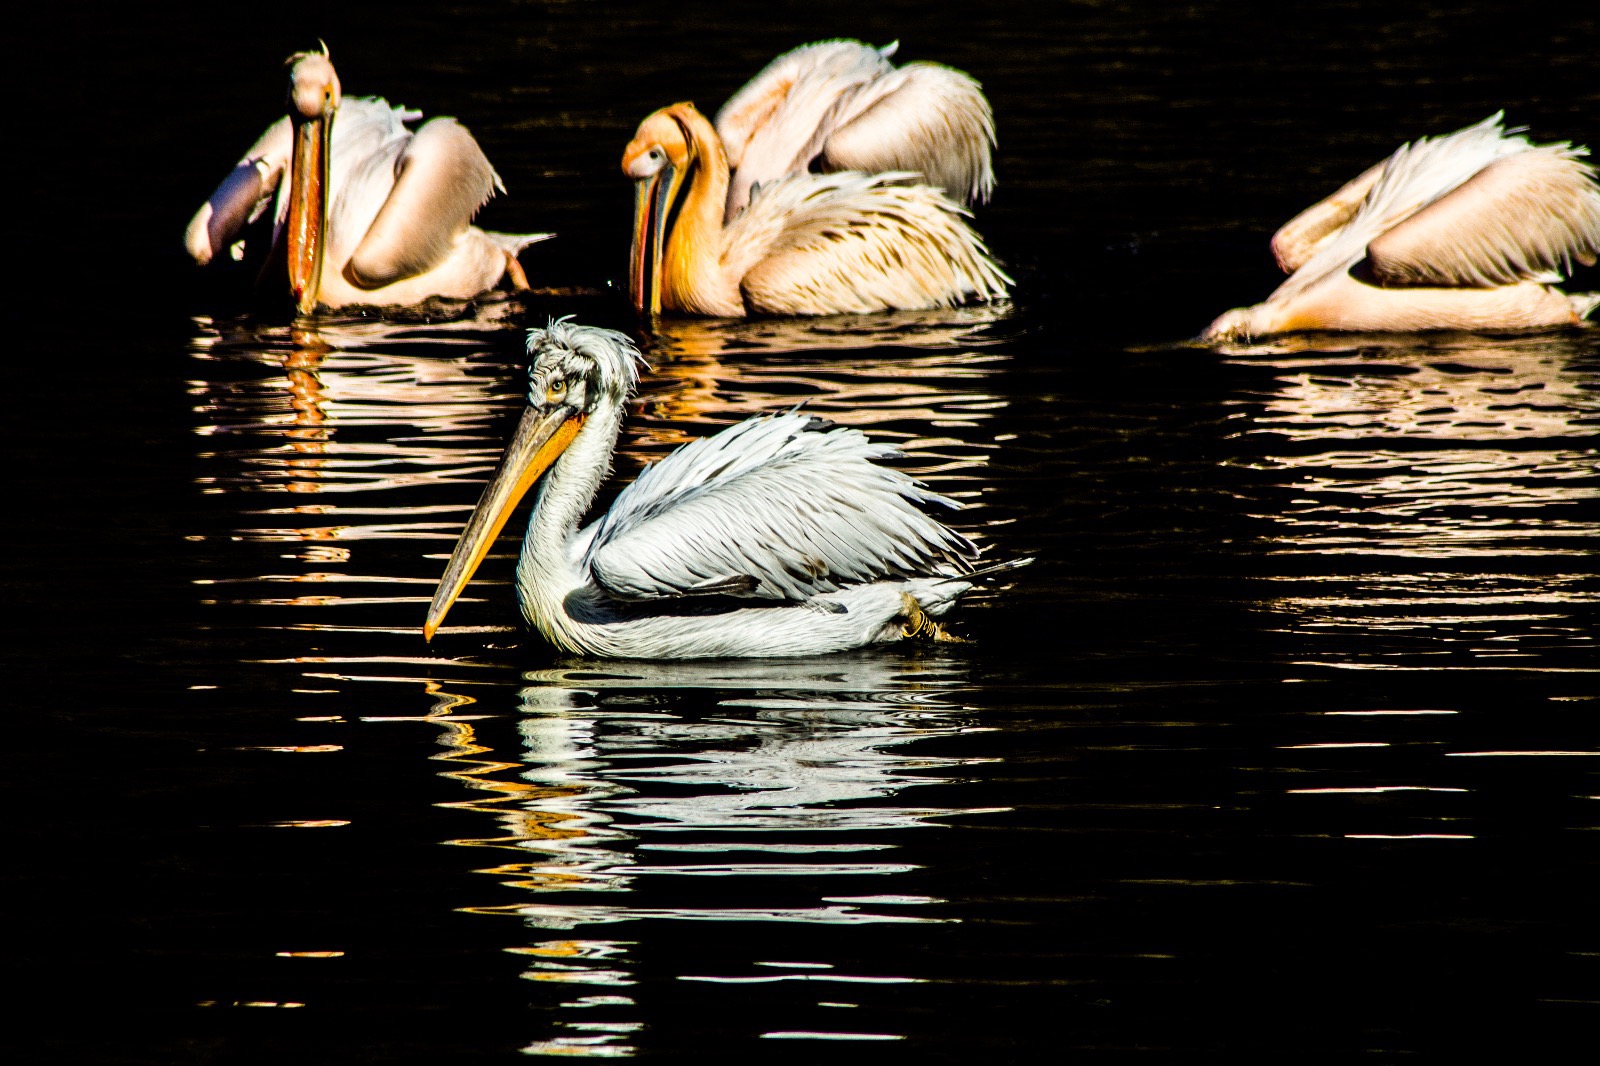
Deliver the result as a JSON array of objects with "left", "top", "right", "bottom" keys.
[
  {"left": 646, "top": 304, "right": 1015, "bottom": 358},
  {"left": 183, "top": 310, "right": 1017, "bottom": 1054},
  {"left": 629, "top": 313, "right": 1016, "bottom": 520},
  {"left": 429, "top": 658, "right": 986, "bottom": 1055},
  {"left": 187, "top": 310, "right": 528, "bottom": 632},
  {"left": 1226, "top": 334, "right": 1598, "bottom": 671},
  {"left": 175, "top": 293, "right": 1595, "bottom": 1059},
  {"left": 48, "top": 3, "right": 1600, "bottom": 1059},
  {"left": 187, "top": 310, "right": 1011, "bottom": 635}
]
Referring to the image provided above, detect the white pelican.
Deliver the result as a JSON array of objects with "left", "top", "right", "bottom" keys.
[
  {"left": 715, "top": 39, "right": 996, "bottom": 220},
  {"left": 624, "top": 40, "right": 1009, "bottom": 317},
  {"left": 424, "top": 320, "right": 1027, "bottom": 658},
  {"left": 1204, "top": 114, "right": 1600, "bottom": 341},
  {"left": 185, "top": 48, "right": 550, "bottom": 314}
]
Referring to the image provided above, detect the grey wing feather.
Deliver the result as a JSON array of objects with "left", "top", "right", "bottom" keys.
[
  {"left": 345, "top": 117, "right": 500, "bottom": 288},
  {"left": 1365, "top": 146, "right": 1600, "bottom": 287},
  {"left": 582, "top": 411, "right": 976, "bottom": 602}
]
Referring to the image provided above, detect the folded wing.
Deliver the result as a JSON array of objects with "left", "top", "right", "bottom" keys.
[
  {"left": 185, "top": 117, "right": 293, "bottom": 265},
  {"left": 345, "top": 118, "right": 502, "bottom": 288},
  {"left": 582, "top": 411, "right": 976, "bottom": 603},
  {"left": 716, "top": 39, "right": 994, "bottom": 219},
  {"left": 1365, "top": 146, "right": 1600, "bottom": 287},
  {"left": 1270, "top": 159, "right": 1386, "bottom": 273},
  {"left": 727, "top": 171, "right": 1011, "bottom": 315},
  {"left": 819, "top": 62, "right": 995, "bottom": 208}
]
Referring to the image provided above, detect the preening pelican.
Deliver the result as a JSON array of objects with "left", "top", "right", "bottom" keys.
[
  {"left": 624, "top": 40, "right": 1009, "bottom": 316},
  {"left": 425, "top": 320, "right": 1027, "bottom": 658},
  {"left": 186, "top": 48, "right": 550, "bottom": 313},
  {"left": 1204, "top": 114, "right": 1600, "bottom": 341},
  {"left": 715, "top": 39, "right": 996, "bottom": 220}
]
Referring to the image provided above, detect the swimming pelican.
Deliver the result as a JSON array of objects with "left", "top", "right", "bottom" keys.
[
  {"left": 624, "top": 40, "right": 1009, "bottom": 317},
  {"left": 185, "top": 47, "right": 550, "bottom": 314},
  {"left": 424, "top": 320, "right": 1027, "bottom": 658},
  {"left": 1204, "top": 114, "right": 1600, "bottom": 341}
]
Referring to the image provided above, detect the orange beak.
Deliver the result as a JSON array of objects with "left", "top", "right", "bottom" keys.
[
  {"left": 286, "top": 100, "right": 333, "bottom": 315},
  {"left": 628, "top": 161, "right": 682, "bottom": 315},
  {"left": 424, "top": 404, "right": 585, "bottom": 641}
]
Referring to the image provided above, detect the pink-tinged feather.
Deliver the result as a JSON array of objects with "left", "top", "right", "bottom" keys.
[
  {"left": 714, "top": 40, "right": 995, "bottom": 221},
  {"left": 1204, "top": 115, "right": 1600, "bottom": 341}
]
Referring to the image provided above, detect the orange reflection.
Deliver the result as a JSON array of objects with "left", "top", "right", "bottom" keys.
[
  {"left": 188, "top": 311, "right": 522, "bottom": 622},
  {"left": 633, "top": 310, "right": 1012, "bottom": 456},
  {"left": 188, "top": 305, "right": 1012, "bottom": 632}
]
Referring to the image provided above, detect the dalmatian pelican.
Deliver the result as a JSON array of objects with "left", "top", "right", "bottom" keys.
[
  {"left": 185, "top": 47, "right": 550, "bottom": 314},
  {"left": 424, "top": 320, "right": 1028, "bottom": 658},
  {"left": 1204, "top": 114, "right": 1600, "bottom": 340},
  {"left": 623, "top": 40, "right": 1010, "bottom": 316}
]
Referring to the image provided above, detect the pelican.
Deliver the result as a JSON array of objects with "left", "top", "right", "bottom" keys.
[
  {"left": 424, "top": 320, "right": 1027, "bottom": 658},
  {"left": 715, "top": 40, "right": 996, "bottom": 219},
  {"left": 624, "top": 40, "right": 1009, "bottom": 316},
  {"left": 185, "top": 47, "right": 550, "bottom": 314},
  {"left": 1204, "top": 114, "right": 1600, "bottom": 341}
]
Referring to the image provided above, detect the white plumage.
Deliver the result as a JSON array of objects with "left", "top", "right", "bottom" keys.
[
  {"left": 425, "top": 321, "right": 1026, "bottom": 659},
  {"left": 716, "top": 39, "right": 996, "bottom": 220},
  {"left": 624, "top": 102, "right": 1008, "bottom": 316},
  {"left": 186, "top": 49, "right": 549, "bottom": 312},
  {"left": 622, "top": 39, "right": 1006, "bottom": 317},
  {"left": 1205, "top": 114, "right": 1600, "bottom": 340},
  {"left": 720, "top": 169, "right": 1011, "bottom": 315}
]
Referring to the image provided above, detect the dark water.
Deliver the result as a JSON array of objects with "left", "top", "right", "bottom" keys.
[{"left": 13, "top": 1, "right": 1598, "bottom": 1061}]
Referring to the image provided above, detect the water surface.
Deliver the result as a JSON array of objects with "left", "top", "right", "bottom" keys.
[{"left": 13, "top": 1, "right": 1597, "bottom": 1061}]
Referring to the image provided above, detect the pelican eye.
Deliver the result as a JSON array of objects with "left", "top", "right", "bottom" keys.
[
  {"left": 649, "top": 148, "right": 664, "bottom": 163},
  {"left": 545, "top": 379, "right": 568, "bottom": 405}
]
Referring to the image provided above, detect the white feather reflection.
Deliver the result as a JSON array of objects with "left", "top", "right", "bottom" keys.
[
  {"left": 471, "top": 658, "right": 989, "bottom": 927},
  {"left": 188, "top": 310, "right": 520, "bottom": 498},
  {"left": 447, "top": 658, "right": 989, "bottom": 1057},
  {"left": 1233, "top": 335, "right": 1596, "bottom": 556},
  {"left": 632, "top": 317, "right": 1012, "bottom": 474},
  {"left": 646, "top": 304, "right": 1015, "bottom": 359}
]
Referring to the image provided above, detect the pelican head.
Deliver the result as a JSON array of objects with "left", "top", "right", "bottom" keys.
[
  {"left": 520, "top": 318, "right": 643, "bottom": 421},
  {"left": 1203, "top": 303, "right": 1296, "bottom": 343},
  {"left": 285, "top": 49, "right": 341, "bottom": 316},
  {"left": 1202, "top": 307, "right": 1256, "bottom": 342},
  {"left": 424, "top": 321, "right": 645, "bottom": 640},
  {"left": 288, "top": 49, "right": 342, "bottom": 120},
  {"left": 623, "top": 104, "right": 703, "bottom": 315}
]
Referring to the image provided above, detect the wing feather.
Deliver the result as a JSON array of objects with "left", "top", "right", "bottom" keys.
[
  {"left": 1365, "top": 146, "right": 1600, "bottom": 287},
  {"left": 819, "top": 62, "right": 996, "bottom": 207},
  {"left": 1272, "top": 114, "right": 1533, "bottom": 302},
  {"left": 582, "top": 411, "right": 976, "bottom": 603},
  {"left": 728, "top": 172, "right": 1010, "bottom": 315},
  {"left": 716, "top": 40, "right": 893, "bottom": 219},
  {"left": 1270, "top": 159, "right": 1386, "bottom": 273},
  {"left": 345, "top": 117, "right": 501, "bottom": 288},
  {"left": 185, "top": 117, "right": 292, "bottom": 264}
]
